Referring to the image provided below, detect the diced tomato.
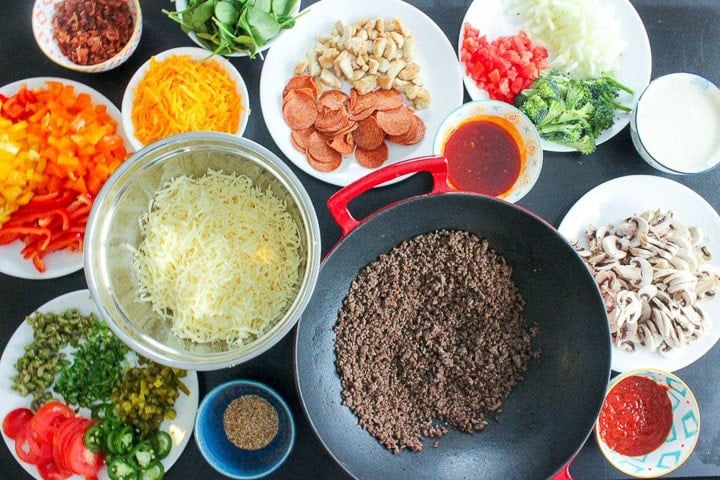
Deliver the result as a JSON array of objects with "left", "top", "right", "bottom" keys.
[
  {"left": 2, "top": 407, "right": 33, "bottom": 440},
  {"left": 31, "top": 401, "right": 75, "bottom": 444},
  {"left": 460, "top": 22, "right": 550, "bottom": 104},
  {"left": 15, "top": 422, "right": 53, "bottom": 465}
]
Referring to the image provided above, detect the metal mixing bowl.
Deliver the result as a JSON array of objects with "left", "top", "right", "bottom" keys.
[{"left": 84, "top": 132, "right": 321, "bottom": 370}]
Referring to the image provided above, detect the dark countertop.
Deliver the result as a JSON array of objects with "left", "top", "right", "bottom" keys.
[{"left": 1, "top": 1, "right": 720, "bottom": 479}]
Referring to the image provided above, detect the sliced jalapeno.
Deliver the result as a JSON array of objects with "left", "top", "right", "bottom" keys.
[
  {"left": 152, "top": 431, "right": 172, "bottom": 460},
  {"left": 131, "top": 440, "right": 157, "bottom": 469},
  {"left": 137, "top": 460, "right": 165, "bottom": 480},
  {"left": 107, "top": 456, "right": 138, "bottom": 480},
  {"left": 108, "top": 424, "right": 136, "bottom": 455},
  {"left": 84, "top": 424, "right": 105, "bottom": 453}
]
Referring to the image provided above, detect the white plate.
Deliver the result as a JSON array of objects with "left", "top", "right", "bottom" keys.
[
  {"left": 0, "top": 290, "right": 199, "bottom": 480},
  {"left": 259, "top": 0, "right": 464, "bottom": 187},
  {"left": 558, "top": 175, "right": 720, "bottom": 373},
  {"left": 458, "top": 0, "right": 652, "bottom": 152},
  {"left": 0, "top": 78, "right": 131, "bottom": 280}
]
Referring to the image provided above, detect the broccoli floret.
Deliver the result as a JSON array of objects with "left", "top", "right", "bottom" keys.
[
  {"left": 530, "top": 74, "right": 562, "bottom": 100},
  {"left": 515, "top": 71, "right": 562, "bottom": 108},
  {"left": 586, "top": 72, "right": 634, "bottom": 113},
  {"left": 516, "top": 69, "right": 636, "bottom": 154},
  {"left": 588, "top": 100, "right": 616, "bottom": 137},
  {"left": 559, "top": 131, "right": 597, "bottom": 155},
  {"left": 518, "top": 94, "right": 549, "bottom": 124}
]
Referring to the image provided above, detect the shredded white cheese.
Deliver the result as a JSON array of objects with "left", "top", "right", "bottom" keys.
[
  {"left": 132, "top": 169, "right": 302, "bottom": 345},
  {"left": 506, "top": 0, "right": 626, "bottom": 79}
]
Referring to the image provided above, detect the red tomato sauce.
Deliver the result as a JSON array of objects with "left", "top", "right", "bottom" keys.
[
  {"left": 598, "top": 375, "right": 673, "bottom": 456},
  {"left": 441, "top": 116, "right": 523, "bottom": 196}
]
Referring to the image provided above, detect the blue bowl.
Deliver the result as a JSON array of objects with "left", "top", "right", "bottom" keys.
[{"left": 195, "top": 379, "right": 295, "bottom": 479}]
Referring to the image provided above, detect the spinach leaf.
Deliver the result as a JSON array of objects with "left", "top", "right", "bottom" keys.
[
  {"left": 272, "top": 0, "right": 297, "bottom": 18},
  {"left": 245, "top": 5, "right": 281, "bottom": 45},
  {"left": 163, "top": 0, "right": 303, "bottom": 58}
]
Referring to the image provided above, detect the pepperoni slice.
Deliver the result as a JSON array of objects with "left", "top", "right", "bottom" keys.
[
  {"left": 307, "top": 130, "right": 342, "bottom": 164},
  {"left": 353, "top": 116, "right": 386, "bottom": 150},
  {"left": 328, "top": 131, "right": 356, "bottom": 155},
  {"left": 291, "top": 127, "right": 317, "bottom": 152},
  {"left": 375, "top": 106, "right": 413, "bottom": 136},
  {"left": 372, "top": 89, "right": 404, "bottom": 111},
  {"left": 317, "top": 90, "right": 349, "bottom": 111},
  {"left": 282, "top": 89, "right": 317, "bottom": 130},
  {"left": 349, "top": 89, "right": 379, "bottom": 121},
  {"left": 283, "top": 74, "right": 318, "bottom": 99},
  {"left": 355, "top": 141, "right": 389, "bottom": 168},
  {"left": 387, "top": 113, "right": 426, "bottom": 145}
]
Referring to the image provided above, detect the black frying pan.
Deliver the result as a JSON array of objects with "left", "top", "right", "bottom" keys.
[{"left": 294, "top": 156, "right": 610, "bottom": 480}]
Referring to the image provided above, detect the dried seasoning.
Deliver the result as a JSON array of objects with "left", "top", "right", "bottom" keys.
[
  {"left": 223, "top": 394, "right": 279, "bottom": 450},
  {"left": 52, "top": 0, "right": 134, "bottom": 65}
]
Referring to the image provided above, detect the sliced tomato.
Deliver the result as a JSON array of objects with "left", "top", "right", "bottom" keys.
[
  {"left": 66, "top": 427, "right": 104, "bottom": 477},
  {"left": 37, "top": 459, "right": 72, "bottom": 480},
  {"left": 15, "top": 422, "right": 53, "bottom": 465},
  {"left": 53, "top": 417, "right": 91, "bottom": 473},
  {"left": 3, "top": 407, "right": 33, "bottom": 440},
  {"left": 31, "top": 401, "right": 75, "bottom": 444}
]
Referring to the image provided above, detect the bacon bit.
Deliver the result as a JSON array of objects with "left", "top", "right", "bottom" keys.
[{"left": 52, "top": 0, "right": 134, "bottom": 66}]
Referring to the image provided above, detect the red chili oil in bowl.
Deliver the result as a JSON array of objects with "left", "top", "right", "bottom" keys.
[
  {"left": 597, "top": 374, "right": 673, "bottom": 457},
  {"left": 440, "top": 115, "right": 524, "bottom": 197}
]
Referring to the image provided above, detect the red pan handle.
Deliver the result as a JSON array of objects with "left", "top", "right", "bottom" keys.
[
  {"left": 327, "top": 155, "right": 452, "bottom": 237},
  {"left": 551, "top": 458, "right": 575, "bottom": 480}
]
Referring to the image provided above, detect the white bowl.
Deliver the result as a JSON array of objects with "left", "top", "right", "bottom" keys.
[
  {"left": 630, "top": 72, "right": 720, "bottom": 174},
  {"left": 121, "top": 47, "right": 250, "bottom": 150},
  {"left": 31, "top": 0, "right": 142, "bottom": 73},
  {"left": 595, "top": 368, "right": 700, "bottom": 478},
  {"left": 433, "top": 100, "right": 543, "bottom": 203},
  {"left": 173, "top": 0, "right": 301, "bottom": 58}
]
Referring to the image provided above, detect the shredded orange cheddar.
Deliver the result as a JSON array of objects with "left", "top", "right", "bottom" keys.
[{"left": 131, "top": 54, "right": 243, "bottom": 145}]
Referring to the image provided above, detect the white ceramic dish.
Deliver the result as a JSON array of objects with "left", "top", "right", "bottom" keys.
[
  {"left": 595, "top": 368, "right": 700, "bottom": 478},
  {"left": 432, "top": 100, "right": 542, "bottom": 203},
  {"left": 31, "top": 0, "right": 142, "bottom": 73},
  {"left": 0, "top": 290, "right": 199, "bottom": 480},
  {"left": 558, "top": 175, "right": 720, "bottom": 372},
  {"left": 0, "top": 77, "right": 131, "bottom": 280},
  {"left": 121, "top": 47, "right": 250, "bottom": 150},
  {"left": 458, "top": 0, "right": 652, "bottom": 153},
  {"left": 630, "top": 73, "right": 720, "bottom": 174},
  {"left": 259, "top": 0, "right": 464, "bottom": 187}
]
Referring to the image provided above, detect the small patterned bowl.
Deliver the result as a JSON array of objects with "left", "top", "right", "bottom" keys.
[
  {"left": 31, "top": 0, "right": 142, "bottom": 73},
  {"left": 195, "top": 379, "right": 295, "bottom": 479},
  {"left": 433, "top": 100, "right": 543, "bottom": 203},
  {"left": 594, "top": 368, "right": 700, "bottom": 478}
]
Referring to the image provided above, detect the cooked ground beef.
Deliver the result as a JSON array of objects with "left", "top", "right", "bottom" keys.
[{"left": 334, "top": 229, "right": 540, "bottom": 454}]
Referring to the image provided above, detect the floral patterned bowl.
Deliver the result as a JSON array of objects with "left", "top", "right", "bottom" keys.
[
  {"left": 595, "top": 368, "right": 700, "bottom": 478},
  {"left": 433, "top": 99, "right": 542, "bottom": 203},
  {"left": 31, "top": 0, "right": 142, "bottom": 73}
]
